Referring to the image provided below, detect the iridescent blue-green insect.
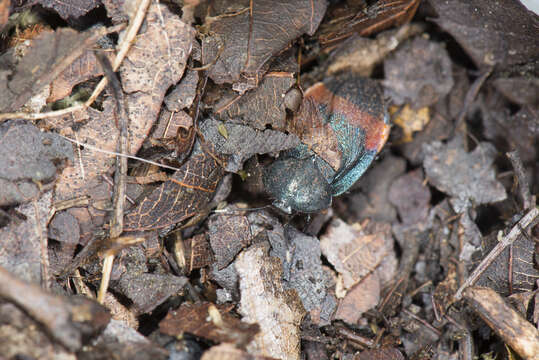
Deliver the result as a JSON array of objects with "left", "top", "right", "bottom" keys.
[{"left": 263, "top": 75, "right": 390, "bottom": 213}]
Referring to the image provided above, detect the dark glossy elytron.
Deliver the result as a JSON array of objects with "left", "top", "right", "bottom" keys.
[{"left": 263, "top": 74, "right": 390, "bottom": 213}]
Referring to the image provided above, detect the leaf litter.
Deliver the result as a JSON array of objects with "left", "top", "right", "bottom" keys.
[{"left": 0, "top": 0, "right": 538, "bottom": 359}]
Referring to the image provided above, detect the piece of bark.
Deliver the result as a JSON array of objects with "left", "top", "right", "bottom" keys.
[
  {"left": 463, "top": 286, "right": 539, "bottom": 359},
  {"left": 0, "top": 266, "right": 110, "bottom": 352},
  {"left": 236, "top": 244, "right": 305, "bottom": 360}
]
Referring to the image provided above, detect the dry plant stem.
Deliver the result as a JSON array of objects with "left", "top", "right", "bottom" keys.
[
  {"left": 338, "top": 327, "right": 374, "bottom": 348},
  {"left": 58, "top": 236, "right": 103, "bottom": 279},
  {"left": 508, "top": 243, "right": 513, "bottom": 295},
  {"left": 507, "top": 150, "right": 534, "bottom": 210},
  {"left": 453, "top": 66, "right": 494, "bottom": 134},
  {"left": 95, "top": 53, "right": 129, "bottom": 304},
  {"left": 97, "top": 254, "right": 114, "bottom": 304},
  {"left": 454, "top": 207, "right": 539, "bottom": 301},
  {"left": 101, "top": 174, "right": 135, "bottom": 204},
  {"left": 52, "top": 196, "right": 90, "bottom": 211},
  {"left": 463, "top": 286, "right": 539, "bottom": 359},
  {"left": 85, "top": 0, "right": 151, "bottom": 107},
  {"left": 33, "top": 198, "right": 50, "bottom": 289},
  {"left": 48, "top": 195, "right": 90, "bottom": 224},
  {"left": 0, "top": 266, "right": 81, "bottom": 351},
  {"left": 444, "top": 315, "right": 474, "bottom": 360},
  {"left": 402, "top": 308, "right": 441, "bottom": 337}
]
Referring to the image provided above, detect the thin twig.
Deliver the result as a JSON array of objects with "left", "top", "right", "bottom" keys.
[
  {"left": 74, "top": 133, "right": 85, "bottom": 180},
  {"left": 507, "top": 150, "right": 534, "bottom": 210},
  {"left": 84, "top": 0, "right": 152, "bottom": 110},
  {"left": 508, "top": 243, "right": 513, "bottom": 295},
  {"left": 402, "top": 308, "right": 441, "bottom": 337},
  {"left": 379, "top": 275, "right": 405, "bottom": 312},
  {"left": 453, "top": 66, "right": 494, "bottom": 134},
  {"left": 97, "top": 255, "right": 114, "bottom": 303},
  {"left": 338, "top": 327, "right": 375, "bottom": 348},
  {"left": 34, "top": 198, "right": 49, "bottom": 290},
  {"left": 95, "top": 52, "right": 129, "bottom": 304},
  {"left": 454, "top": 207, "right": 539, "bottom": 301},
  {"left": 101, "top": 175, "right": 135, "bottom": 205},
  {"left": 57, "top": 134, "right": 181, "bottom": 171}
]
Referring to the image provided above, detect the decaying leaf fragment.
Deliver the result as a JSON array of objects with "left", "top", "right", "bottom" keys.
[
  {"left": 184, "top": 233, "right": 215, "bottom": 272},
  {"left": 52, "top": 3, "right": 195, "bottom": 239},
  {"left": 202, "top": 0, "right": 327, "bottom": 87},
  {"left": 214, "top": 72, "right": 297, "bottom": 130},
  {"left": 123, "top": 143, "right": 224, "bottom": 231},
  {"left": 48, "top": 50, "right": 116, "bottom": 102},
  {"left": 208, "top": 211, "right": 252, "bottom": 270},
  {"left": 475, "top": 230, "right": 539, "bottom": 295},
  {"left": 0, "top": 191, "right": 52, "bottom": 284},
  {"left": 422, "top": 136, "right": 507, "bottom": 212},
  {"left": 115, "top": 272, "right": 188, "bottom": 315},
  {"left": 0, "top": 122, "right": 73, "bottom": 206},
  {"left": 200, "top": 118, "right": 300, "bottom": 172},
  {"left": 236, "top": 244, "right": 306, "bottom": 360},
  {"left": 388, "top": 169, "right": 430, "bottom": 226},
  {"left": 320, "top": 219, "right": 395, "bottom": 290},
  {"left": 429, "top": 0, "right": 539, "bottom": 69},
  {"left": 0, "top": 27, "right": 103, "bottom": 112},
  {"left": 37, "top": 0, "right": 100, "bottom": 20},
  {"left": 383, "top": 36, "right": 453, "bottom": 109},
  {"left": 159, "top": 302, "right": 259, "bottom": 346},
  {"left": 320, "top": 218, "right": 396, "bottom": 324}
]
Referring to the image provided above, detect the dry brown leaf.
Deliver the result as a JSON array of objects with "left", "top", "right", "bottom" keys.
[
  {"left": 48, "top": 50, "right": 115, "bottom": 102},
  {"left": 320, "top": 219, "right": 395, "bottom": 291},
  {"left": 334, "top": 273, "right": 380, "bottom": 324},
  {"left": 37, "top": 0, "right": 100, "bottom": 20},
  {"left": 214, "top": 72, "right": 296, "bottom": 130},
  {"left": 208, "top": 212, "right": 251, "bottom": 270},
  {"left": 202, "top": 0, "right": 326, "bottom": 87},
  {"left": 318, "top": 0, "right": 420, "bottom": 47},
  {"left": 159, "top": 302, "right": 259, "bottom": 346},
  {"left": 123, "top": 143, "right": 223, "bottom": 231},
  {"left": 185, "top": 233, "right": 215, "bottom": 271},
  {"left": 0, "top": 27, "right": 103, "bottom": 112},
  {"left": 52, "top": 3, "right": 194, "bottom": 240}
]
